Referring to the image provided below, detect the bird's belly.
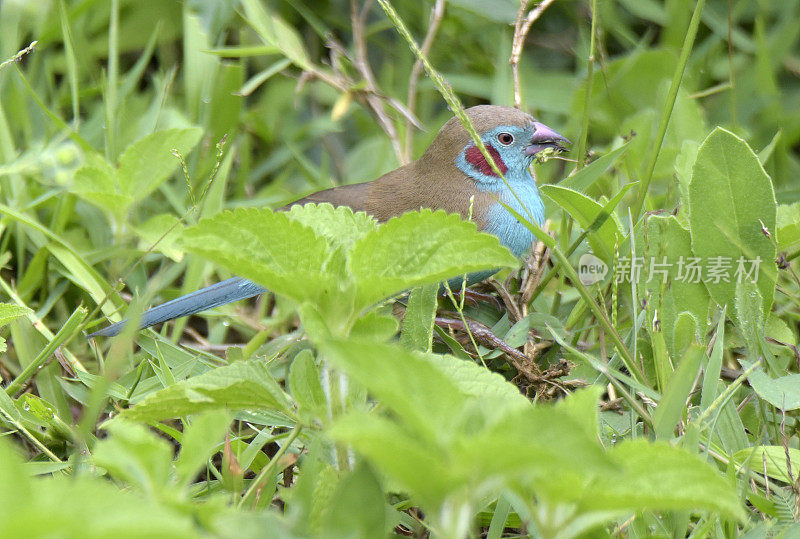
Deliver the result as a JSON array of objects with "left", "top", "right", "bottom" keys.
[{"left": 482, "top": 185, "right": 545, "bottom": 257}]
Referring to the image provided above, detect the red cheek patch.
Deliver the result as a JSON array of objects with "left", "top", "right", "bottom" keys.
[{"left": 465, "top": 144, "right": 507, "bottom": 177}]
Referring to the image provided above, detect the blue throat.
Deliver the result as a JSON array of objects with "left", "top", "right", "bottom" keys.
[{"left": 455, "top": 146, "right": 545, "bottom": 257}]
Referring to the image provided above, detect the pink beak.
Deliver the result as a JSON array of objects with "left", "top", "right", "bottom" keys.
[{"left": 524, "top": 121, "right": 570, "bottom": 156}]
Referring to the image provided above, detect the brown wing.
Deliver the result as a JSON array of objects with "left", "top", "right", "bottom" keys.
[{"left": 282, "top": 182, "right": 371, "bottom": 213}]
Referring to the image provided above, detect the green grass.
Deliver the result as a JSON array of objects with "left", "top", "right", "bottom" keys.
[{"left": 1, "top": 0, "right": 799, "bottom": 536}]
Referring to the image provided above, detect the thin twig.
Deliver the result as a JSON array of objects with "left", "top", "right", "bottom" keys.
[
  {"left": 351, "top": 0, "right": 405, "bottom": 163},
  {"left": 510, "top": 0, "right": 556, "bottom": 109},
  {"left": 404, "top": 0, "right": 445, "bottom": 161},
  {"left": 436, "top": 316, "right": 541, "bottom": 379}
]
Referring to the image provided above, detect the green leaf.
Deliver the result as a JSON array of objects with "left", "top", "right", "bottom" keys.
[
  {"left": 320, "top": 339, "right": 467, "bottom": 440},
  {"left": 350, "top": 209, "right": 517, "bottom": 308},
  {"left": 589, "top": 440, "right": 744, "bottom": 519},
  {"left": 700, "top": 307, "right": 727, "bottom": 412},
  {"left": 735, "top": 281, "right": 766, "bottom": 362},
  {"left": 559, "top": 142, "right": 630, "bottom": 192},
  {"left": 321, "top": 462, "right": 388, "bottom": 538},
  {"left": 401, "top": 283, "right": 439, "bottom": 352},
  {"left": 174, "top": 410, "right": 231, "bottom": 486},
  {"left": 653, "top": 344, "right": 704, "bottom": 439},
  {"left": 240, "top": 0, "right": 311, "bottom": 70},
  {"left": 0, "top": 303, "right": 32, "bottom": 327},
  {"left": 741, "top": 360, "right": 800, "bottom": 410},
  {"left": 777, "top": 202, "right": 800, "bottom": 251},
  {"left": 0, "top": 439, "right": 195, "bottom": 536},
  {"left": 121, "top": 359, "right": 292, "bottom": 421},
  {"left": 285, "top": 203, "right": 378, "bottom": 250},
  {"left": 72, "top": 165, "right": 132, "bottom": 214},
  {"left": 688, "top": 127, "right": 777, "bottom": 316},
  {"left": 638, "top": 215, "right": 710, "bottom": 357},
  {"left": 734, "top": 445, "right": 800, "bottom": 483},
  {"left": 180, "top": 208, "right": 341, "bottom": 305},
  {"left": 289, "top": 350, "right": 327, "bottom": 417},
  {"left": 134, "top": 214, "right": 184, "bottom": 262},
  {"left": 117, "top": 127, "right": 203, "bottom": 201},
  {"left": 540, "top": 184, "right": 620, "bottom": 264},
  {"left": 93, "top": 420, "right": 173, "bottom": 493}
]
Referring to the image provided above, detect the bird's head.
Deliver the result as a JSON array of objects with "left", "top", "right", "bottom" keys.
[{"left": 421, "top": 105, "right": 569, "bottom": 186}]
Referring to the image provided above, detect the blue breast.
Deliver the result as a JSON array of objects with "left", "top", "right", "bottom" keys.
[{"left": 482, "top": 173, "right": 545, "bottom": 257}]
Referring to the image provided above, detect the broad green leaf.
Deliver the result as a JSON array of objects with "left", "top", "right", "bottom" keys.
[
  {"left": 401, "top": 283, "right": 439, "bottom": 352},
  {"left": 586, "top": 440, "right": 743, "bottom": 519},
  {"left": 350, "top": 209, "right": 517, "bottom": 308},
  {"left": 328, "top": 411, "right": 455, "bottom": 508},
  {"left": 284, "top": 203, "right": 378, "bottom": 251},
  {"left": 348, "top": 310, "right": 398, "bottom": 341},
  {"left": 777, "top": 202, "right": 800, "bottom": 251},
  {"left": 121, "top": 359, "right": 292, "bottom": 421},
  {"left": 689, "top": 127, "right": 777, "bottom": 315},
  {"left": 421, "top": 351, "right": 530, "bottom": 413},
  {"left": 734, "top": 445, "right": 800, "bottom": 483},
  {"left": 552, "top": 385, "right": 603, "bottom": 440},
  {"left": 289, "top": 350, "right": 327, "bottom": 417},
  {"left": 180, "top": 208, "right": 341, "bottom": 305},
  {"left": 320, "top": 339, "right": 467, "bottom": 440},
  {"left": 0, "top": 440, "right": 194, "bottom": 536},
  {"left": 117, "top": 127, "right": 203, "bottom": 201},
  {"left": 638, "top": 215, "right": 710, "bottom": 357},
  {"left": 735, "top": 281, "right": 766, "bottom": 362},
  {"left": 560, "top": 142, "right": 630, "bottom": 192},
  {"left": 134, "top": 213, "right": 184, "bottom": 262},
  {"left": 71, "top": 165, "right": 132, "bottom": 214},
  {"left": 321, "top": 462, "right": 388, "bottom": 538},
  {"left": 741, "top": 360, "right": 800, "bottom": 410},
  {"left": 0, "top": 303, "right": 32, "bottom": 327},
  {"left": 653, "top": 344, "right": 704, "bottom": 439},
  {"left": 540, "top": 184, "right": 620, "bottom": 263},
  {"left": 93, "top": 421, "right": 172, "bottom": 493}
]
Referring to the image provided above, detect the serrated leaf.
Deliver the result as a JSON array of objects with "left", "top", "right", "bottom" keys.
[
  {"left": 285, "top": 203, "right": 378, "bottom": 251},
  {"left": 120, "top": 359, "right": 291, "bottom": 421},
  {"left": 588, "top": 440, "right": 743, "bottom": 519},
  {"left": 117, "top": 127, "right": 203, "bottom": 201},
  {"left": 350, "top": 210, "right": 517, "bottom": 308},
  {"left": 180, "top": 208, "right": 341, "bottom": 304},
  {"left": 689, "top": 127, "right": 777, "bottom": 315},
  {"left": 401, "top": 284, "right": 439, "bottom": 352},
  {"left": 320, "top": 339, "right": 467, "bottom": 440}
]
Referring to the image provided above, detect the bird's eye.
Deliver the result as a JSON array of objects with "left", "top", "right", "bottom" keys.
[{"left": 498, "top": 132, "right": 514, "bottom": 145}]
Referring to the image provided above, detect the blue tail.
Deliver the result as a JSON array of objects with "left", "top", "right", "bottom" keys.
[{"left": 88, "top": 277, "right": 266, "bottom": 338}]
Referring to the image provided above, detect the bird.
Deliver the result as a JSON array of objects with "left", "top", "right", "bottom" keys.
[{"left": 89, "top": 105, "right": 569, "bottom": 338}]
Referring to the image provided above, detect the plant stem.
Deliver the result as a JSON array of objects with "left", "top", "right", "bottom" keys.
[
  {"left": 575, "top": 0, "right": 598, "bottom": 170},
  {"left": 631, "top": 0, "right": 707, "bottom": 221}
]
